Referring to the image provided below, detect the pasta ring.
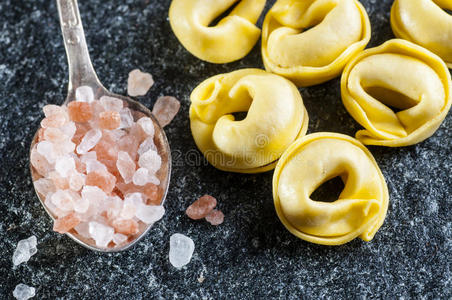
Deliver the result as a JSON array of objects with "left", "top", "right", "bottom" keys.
[
  {"left": 341, "top": 39, "right": 452, "bottom": 147},
  {"left": 261, "top": 0, "right": 371, "bottom": 87},
  {"left": 273, "top": 132, "right": 389, "bottom": 245},
  {"left": 391, "top": 0, "right": 452, "bottom": 68},
  {"left": 169, "top": 0, "right": 266, "bottom": 64},
  {"left": 190, "top": 68, "right": 309, "bottom": 173}
]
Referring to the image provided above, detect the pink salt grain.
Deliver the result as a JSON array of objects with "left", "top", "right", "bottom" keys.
[
  {"left": 86, "top": 170, "right": 116, "bottom": 194},
  {"left": 53, "top": 212, "right": 81, "bottom": 233},
  {"left": 205, "top": 209, "right": 224, "bottom": 226},
  {"left": 186, "top": 195, "right": 217, "bottom": 220},
  {"left": 112, "top": 219, "right": 139, "bottom": 235},
  {"left": 152, "top": 96, "right": 180, "bottom": 127},
  {"left": 99, "top": 111, "right": 121, "bottom": 130},
  {"left": 68, "top": 101, "right": 93, "bottom": 122},
  {"left": 116, "top": 151, "right": 136, "bottom": 184},
  {"left": 40, "top": 113, "right": 67, "bottom": 128}
]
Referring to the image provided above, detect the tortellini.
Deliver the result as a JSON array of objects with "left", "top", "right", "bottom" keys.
[
  {"left": 273, "top": 133, "right": 389, "bottom": 245},
  {"left": 341, "top": 39, "right": 452, "bottom": 147},
  {"left": 261, "top": 0, "right": 371, "bottom": 87},
  {"left": 169, "top": 0, "right": 266, "bottom": 64},
  {"left": 190, "top": 69, "right": 309, "bottom": 173},
  {"left": 391, "top": 0, "right": 452, "bottom": 68}
]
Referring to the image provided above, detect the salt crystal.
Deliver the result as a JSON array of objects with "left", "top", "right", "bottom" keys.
[
  {"left": 116, "top": 151, "right": 136, "bottom": 184},
  {"left": 100, "top": 96, "right": 123, "bottom": 112},
  {"left": 54, "top": 156, "right": 75, "bottom": 177},
  {"left": 118, "top": 135, "right": 139, "bottom": 161},
  {"left": 13, "top": 284, "right": 35, "bottom": 300},
  {"left": 119, "top": 108, "right": 134, "bottom": 129},
  {"left": 68, "top": 101, "right": 93, "bottom": 123},
  {"left": 81, "top": 186, "right": 107, "bottom": 204},
  {"left": 205, "top": 209, "right": 224, "bottom": 226},
  {"left": 36, "top": 141, "right": 56, "bottom": 163},
  {"left": 43, "top": 127, "right": 67, "bottom": 143},
  {"left": 109, "top": 129, "right": 127, "bottom": 141},
  {"left": 73, "top": 193, "right": 89, "bottom": 213},
  {"left": 51, "top": 190, "right": 74, "bottom": 211},
  {"left": 44, "top": 196, "right": 66, "bottom": 218},
  {"left": 54, "top": 140, "right": 76, "bottom": 155},
  {"left": 152, "top": 96, "right": 180, "bottom": 127},
  {"left": 43, "top": 104, "right": 64, "bottom": 117},
  {"left": 112, "top": 219, "right": 139, "bottom": 235},
  {"left": 186, "top": 195, "right": 217, "bottom": 220},
  {"left": 88, "top": 221, "right": 114, "bottom": 248},
  {"left": 99, "top": 111, "right": 121, "bottom": 130},
  {"left": 60, "top": 121, "right": 76, "bottom": 139},
  {"left": 80, "top": 151, "right": 97, "bottom": 163},
  {"left": 137, "top": 117, "right": 155, "bottom": 137},
  {"left": 53, "top": 212, "right": 81, "bottom": 233},
  {"left": 76, "top": 129, "right": 102, "bottom": 154},
  {"left": 132, "top": 168, "right": 150, "bottom": 186},
  {"left": 138, "top": 149, "right": 161, "bottom": 174},
  {"left": 40, "top": 113, "right": 67, "bottom": 128},
  {"left": 86, "top": 170, "right": 116, "bottom": 193},
  {"left": 49, "top": 171, "right": 69, "bottom": 190},
  {"left": 31, "top": 148, "right": 52, "bottom": 176},
  {"left": 106, "top": 196, "right": 123, "bottom": 220},
  {"left": 169, "top": 233, "right": 195, "bottom": 269},
  {"left": 69, "top": 172, "right": 85, "bottom": 191},
  {"left": 135, "top": 204, "right": 165, "bottom": 224},
  {"left": 33, "top": 178, "right": 55, "bottom": 198},
  {"left": 74, "top": 222, "right": 90, "bottom": 238},
  {"left": 12, "top": 236, "right": 37, "bottom": 266},
  {"left": 75, "top": 86, "right": 94, "bottom": 103},
  {"left": 138, "top": 137, "right": 156, "bottom": 155},
  {"left": 112, "top": 233, "right": 128, "bottom": 245},
  {"left": 127, "top": 69, "right": 154, "bottom": 97},
  {"left": 85, "top": 159, "right": 108, "bottom": 173}
]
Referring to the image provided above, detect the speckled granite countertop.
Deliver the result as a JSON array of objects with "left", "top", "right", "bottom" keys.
[{"left": 0, "top": 0, "right": 451, "bottom": 298}]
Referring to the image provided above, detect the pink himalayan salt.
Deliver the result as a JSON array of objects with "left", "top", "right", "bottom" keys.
[
  {"left": 138, "top": 149, "right": 161, "bottom": 174},
  {"left": 86, "top": 170, "right": 116, "bottom": 193},
  {"left": 31, "top": 148, "right": 52, "bottom": 177},
  {"left": 51, "top": 190, "right": 75, "bottom": 212},
  {"left": 186, "top": 195, "right": 217, "bottom": 220},
  {"left": 53, "top": 212, "right": 81, "bottom": 233},
  {"left": 43, "top": 104, "right": 65, "bottom": 117},
  {"left": 205, "top": 209, "right": 224, "bottom": 226},
  {"left": 94, "top": 134, "right": 118, "bottom": 161},
  {"left": 137, "top": 117, "right": 154, "bottom": 138},
  {"left": 49, "top": 171, "right": 70, "bottom": 190},
  {"left": 119, "top": 108, "right": 134, "bottom": 129},
  {"left": 116, "top": 182, "right": 162, "bottom": 205},
  {"left": 43, "top": 127, "right": 67, "bottom": 143},
  {"left": 69, "top": 172, "right": 85, "bottom": 191},
  {"left": 99, "top": 111, "right": 121, "bottom": 130},
  {"left": 40, "top": 113, "right": 67, "bottom": 128},
  {"left": 34, "top": 178, "right": 56, "bottom": 198},
  {"left": 68, "top": 101, "right": 93, "bottom": 123},
  {"left": 127, "top": 69, "right": 154, "bottom": 97},
  {"left": 112, "top": 219, "right": 139, "bottom": 235},
  {"left": 116, "top": 151, "right": 136, "bottom": 184},
  {"left": 118, "top": 135, "right": 139, "bottom": 161},
  {"left": 72, "top": 122, "right": 90, "bottom": 145},
  {"left": 76, "top": 129, "right": 102, "bottom": 154},
  {"left": 152, "top": 96, "right": 180, "bottom": 127},
  {"left": 100, "top": 96, "right": 123, "bottom": 112},
  {"left": 112, "top": 233, "right": 128, "bottom": 245}
]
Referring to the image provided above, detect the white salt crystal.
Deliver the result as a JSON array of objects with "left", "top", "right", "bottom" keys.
[
  {"left": 113, "top": 233, "right": 128, "bottom": 245},
  {"left": 88, "top": 221, "right": 114, "bottom": 248},
  {"left": 54, "top": 140, "right": 76, "bottom": 155},
  {"left": 119, "top": 108, "right": 134, "bottom": 129},
  {"left": 33, "top": 178, "right": 55, "bottom": 198},
  {"left": 100, "top": 96, "right": 123, "bottom": 112},
  {"left": 136, "top": 205, "right": 165, "bottom": 224},
  {"left": 106, "top": 196, "right": 123, "bottom": 220},
  {"left": 148, "top": 174, "right": 160, "bottom": 185},
  {"left": 51, "top": 190, "right": 74, "bottom": 211},
  {"left": 73, "top": 191, "right": 89, "bottom": 213},
  {"left": 127, "top": 69, "right": 154, "bottom": 97},
  {"left": 36, "top": 141, "right": 56, "bottom": 163},
  {"left": 74, "top": 222, "right": 90, "bottom": 238},
  {"left": 30, "top": 148, "right": 52, "bottom": 177},
  {"left": 44, "top": 196, "right": 66, "bottom": 218},
  {"left": 60, "top": 121, "right": 76, "bottom": 139},
  {"left": 54, "top": 156, "right": 75, "bottom": 177},
  {"left": 138, "top": 137, "right": 156, "bottom": 155},
  {"left": 75, "top": 86, "right": 94, "bottom": 103},
  {"left": 85, "top": 159, "right": 107, "bottom": 173},
  {"left": 13, "top": 283, "right": 35, "bottom": 300},
  {"left": 169, "top": 233, "right": 195, "bottom": 269},
  {"left": 69, "top": 172, "right": 85, "bottom": 191},
  {"left": 12, "top": 236, "right": 37, "bottom": 266},
  {"left": 152, "top": 96, "right": 180, "bottom": 127},
  {"left": 137, "top": 117, "right": 154, "bottom": 137},
  {"left": 81, "top": 186, "right": 107, "bottom": 204},
  {"left": 120, "top": 193, "right": 142, "bottom": 219},
  {"left": 117, "top": 151, "right": 136, "bottom": 184},
  {"left": 76, "top": 129, "right": 102, "bottom": 154},
  {"left": 132, "top": 168, "right": 160, "bottom": 186},
  {"left": 43, "top": 104, "right": 64, "bottom": 117},
  {"left": 80, "top": 151, "right": 97, "bottom": 163},
  {"left": 138, "top": 149, "right": 161, "bottom": 173}
]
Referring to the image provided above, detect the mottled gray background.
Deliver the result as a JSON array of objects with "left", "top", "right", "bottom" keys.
[{"left": 0, "top": 0, "right": 451, "bottom": 299}]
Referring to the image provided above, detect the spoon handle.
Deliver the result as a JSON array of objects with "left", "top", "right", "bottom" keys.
[{"left": 56, "top": 0, "right": 105, "bottom": 95}]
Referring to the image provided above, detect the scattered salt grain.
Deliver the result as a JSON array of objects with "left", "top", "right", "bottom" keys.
[
  {"left": 127, "top": 69, "right": 154, "bottom": 97},
  {"left": 152, "top": 96, "right": 180, "bottom": 127},
  {"left": 169, "top": 233, "right": 195, "bottom": 269},
  {"left": 205, "top": 209, "right": 224, "bottom": 226},
  {"left": 76, "top": 129, "right": 102, "bottom": 154},
  {"left": 12, "top": 236, "right": 37, "bottom": 266},
  {"left": 186, "top": 195, "right": 217, "bottom": 220},
  {"left": 75, "top": 86, "right": 94, "bottom": 103},
  {"left": 136, "top": 205, "right": 165, "bottom": 224},
  {"left": 13, "top": 283, "right": 35, "bottom": 300}
]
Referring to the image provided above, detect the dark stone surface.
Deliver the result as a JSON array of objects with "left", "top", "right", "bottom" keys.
[{"left": 0, "top": 0, "right": 450, "bottom": 298}]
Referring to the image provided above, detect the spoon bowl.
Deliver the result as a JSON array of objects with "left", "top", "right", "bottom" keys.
[{"left": 30, "top": 0, "right": 171, "bottom": 252}]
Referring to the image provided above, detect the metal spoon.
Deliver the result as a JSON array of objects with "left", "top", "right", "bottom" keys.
[{"left": 29, "top": 0, "right": 171, "bottom": 252}]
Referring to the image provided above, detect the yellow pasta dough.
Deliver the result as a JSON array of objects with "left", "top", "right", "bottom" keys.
[
  {"left": 261, "top": 0, "right": 371, "bottom": 87},
  {"left": 273, "top": 133, "right": 389, "bottom": 245},
  {"left": 169, "top": 0, "right": 266, "bottom": 64},
  {"left": 391, "top": 0, "right": 452, "bottom": 68},
  {"left": 341, "top": 39, "right": 452, "bottom": 147},
  {"left": 190, "top": 69, "right": 309, "bottom": 173}
]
